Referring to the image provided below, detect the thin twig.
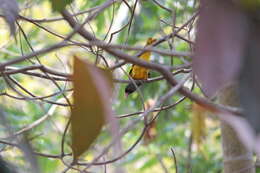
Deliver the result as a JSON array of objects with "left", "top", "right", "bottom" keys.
[{"left": 171, "top": 148, "right": 178, "bottom": 173}]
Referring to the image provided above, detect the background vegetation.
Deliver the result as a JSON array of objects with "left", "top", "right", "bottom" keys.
[{"left": 1, "top": 0, "right": 256, "bottom": 172}]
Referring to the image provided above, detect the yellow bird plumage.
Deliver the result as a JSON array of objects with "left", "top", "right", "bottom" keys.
[
  {"left": 125, "top": 38, "right": 157, "bottom": 96},
  {"left": 129, "top": 51, "right": 152, "bottom": 80}
]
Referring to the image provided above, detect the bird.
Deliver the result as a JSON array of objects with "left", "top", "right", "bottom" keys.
[{"left": 125, "top": 37, "right": 157, "bottom": 97}]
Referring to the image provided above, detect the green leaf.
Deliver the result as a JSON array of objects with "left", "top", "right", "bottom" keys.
[
  {"left": 49, "top": 0, "right": 73, "bottom": 12},
  {"left": 71, "top": 56, "right": 113, "bottom": 159}
]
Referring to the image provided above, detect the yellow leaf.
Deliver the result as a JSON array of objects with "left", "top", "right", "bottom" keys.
[
  {"left": 71, "top": 56, "right": 113, "bottom": 159},
  {"left": 191, "top": 103, "right": 207, "bottom": 148}
]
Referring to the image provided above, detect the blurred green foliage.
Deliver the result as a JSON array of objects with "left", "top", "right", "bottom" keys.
[{"left": 0, "top": 0, "right": 223, "bottom": 172}]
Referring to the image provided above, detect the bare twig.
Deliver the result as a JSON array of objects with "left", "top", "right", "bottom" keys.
[{"left": 171, "top": 148, "right": 178, "bottom": 173}]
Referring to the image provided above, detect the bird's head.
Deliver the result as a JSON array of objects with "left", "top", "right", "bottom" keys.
[{"left": 124, "top": 81, "right": 143, "bottom": 97}]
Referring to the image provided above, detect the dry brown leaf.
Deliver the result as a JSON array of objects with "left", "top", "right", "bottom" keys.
[
  {"left": 71, "top": 56, "right": 113, "bottom": 159},
  {"left": 143, "top": 99, "right": 157, "bottom": 145}
]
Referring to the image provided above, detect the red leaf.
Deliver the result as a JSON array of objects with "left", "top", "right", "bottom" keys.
[{"left": 194, "top": 0, "right": 248, "bottom": 97}]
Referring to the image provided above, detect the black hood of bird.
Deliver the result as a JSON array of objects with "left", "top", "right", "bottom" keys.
[{"left": 125, "top": 81, "right": 143, "bottom": 96}]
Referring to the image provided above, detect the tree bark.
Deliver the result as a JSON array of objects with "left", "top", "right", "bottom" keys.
[{"left": 218, "top": 85, "right": 255, "bottom": 173}]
